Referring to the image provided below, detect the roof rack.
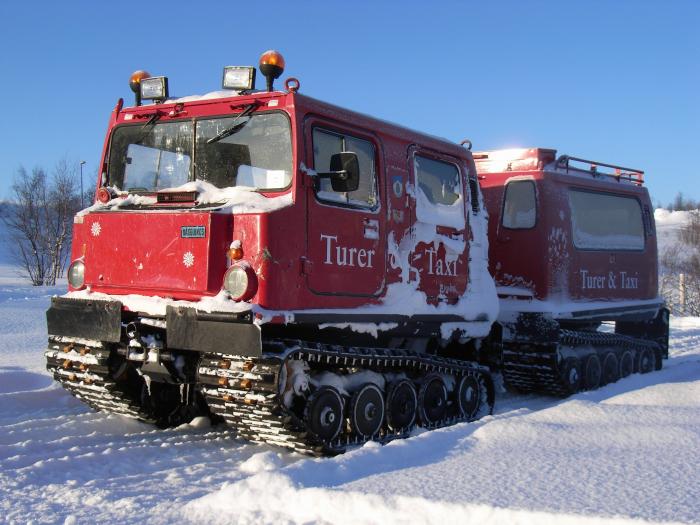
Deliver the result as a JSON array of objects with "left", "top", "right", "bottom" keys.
[{"left": 556, "top": 155, "right": 644, "bottom": 185}]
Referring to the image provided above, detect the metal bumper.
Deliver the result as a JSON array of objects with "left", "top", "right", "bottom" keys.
[
  {"left": 166, "top": 305, "right": 261, "bottom": 357},
  {"left": 46, "top": 297, "right": 261, "bottom": 357}
]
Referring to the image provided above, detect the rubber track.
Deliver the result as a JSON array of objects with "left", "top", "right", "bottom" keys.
[
  {"left": 45, "top": 338, "right": 156, "bottom": 424},
  {"left": 502, "top": 329, "right": 661, "bottom": 396},
  {"left": 198, "top": 339, "right": 494, "bottom": 456}
]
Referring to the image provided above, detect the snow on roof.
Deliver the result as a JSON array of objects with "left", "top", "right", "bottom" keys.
[{"left": 163, "top": 89, "right": 285, "bottom": 104}]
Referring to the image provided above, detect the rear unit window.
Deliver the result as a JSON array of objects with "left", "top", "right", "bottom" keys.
[
  {"left": 569, "top": 190, "right": 645, "bottom": 250},
  {"left": 502, "top": 180, "right": 536, "bottom": 229}
]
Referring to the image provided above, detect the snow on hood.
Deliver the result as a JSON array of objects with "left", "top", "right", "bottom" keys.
[{"left": 78, "top": 180, "right": 293, "bottom": 216}]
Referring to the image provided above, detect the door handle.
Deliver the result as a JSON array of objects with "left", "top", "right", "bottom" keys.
[{"left": 363, "top": 219, "right": 379, "bottom": 239}]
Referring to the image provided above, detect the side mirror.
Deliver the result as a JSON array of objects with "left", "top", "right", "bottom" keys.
[{"left": 318, "top": 152, "right": 360, "bottom": 192}]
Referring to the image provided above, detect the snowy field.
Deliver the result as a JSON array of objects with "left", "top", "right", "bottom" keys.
[{"left": 1, "top": 254, "right": 699, "bottom": 524}]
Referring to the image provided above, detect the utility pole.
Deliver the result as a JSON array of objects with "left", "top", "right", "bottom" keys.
[{"left": 80, "top": 161, "right": 86, "bottom": 208}]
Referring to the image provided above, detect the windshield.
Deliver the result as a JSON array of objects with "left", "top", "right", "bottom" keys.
[
  {"left": 108, "top": 112, "right": 293, "bottom": 192},
  {"left": 109, "top": 121, "right": 193, "bottom": 192}
]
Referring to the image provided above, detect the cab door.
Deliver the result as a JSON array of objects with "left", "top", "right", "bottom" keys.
[
  {"left": 409, "top": 150, "right": 469, "bottom": 303},
  {"left": 304, "top": 121, "right": 385, "bottom": 296}
]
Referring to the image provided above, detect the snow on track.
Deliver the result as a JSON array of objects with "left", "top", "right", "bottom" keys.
[{"left": 0, "top": 276, "right": 698, "bottom": 524}]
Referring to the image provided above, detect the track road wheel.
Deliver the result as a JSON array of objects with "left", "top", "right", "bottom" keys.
[
  {"left": 418, "top": 374, "right": 447, "bottom": 427},
  {"left": 583, "top": 354, "right": 602, "bottom": 390},
  {"left": 559, "top": 357, "right": 582, "bottom": 395},
  {"left": 654, "top": 348, "right": 663, "bottom": 371},
  {"left": 456, "top": 374, "right": 482, "bottom": 420},
  {"left": 385, "top": 379, "right": 417, "bottom": 432},
  {"left": 637, "top": 348, "right": 654, "bottom": 374},
  {"left": 349, "top": 383, "right": 385, "bottom": 439},
  {"left": 601, "top": 353, "right": 620, "bottom": 385},
  {"left": 619, "top": 351, "right": 634, "bottom": 378},
  {"left": 304, "top": 386, "right": 344, "bottom": 444}
]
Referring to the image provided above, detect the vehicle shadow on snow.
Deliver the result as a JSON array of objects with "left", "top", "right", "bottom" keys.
[
  {"left": 276, "top": 418, "right": 488, "bottom": 490},
  {"left": 0, "top": 366, "right": 53, "bottom": 394},
  {"left": 0, "top": 367, "right": 88, "bottom": 423},
  {"left": 267, "top": 352, "right": 700, "bottom": 492},
  {"left": 575, "top": 355, "right": 700, "bottom": 405}
]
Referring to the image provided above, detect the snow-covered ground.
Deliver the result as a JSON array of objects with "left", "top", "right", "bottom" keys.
[{"left": 1, "top": 227, "right": 699, "bottom": 524}]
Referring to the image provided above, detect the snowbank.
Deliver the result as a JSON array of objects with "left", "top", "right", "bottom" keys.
[{"left": 654, "top": 208, "right": 692, "bottom": 229}]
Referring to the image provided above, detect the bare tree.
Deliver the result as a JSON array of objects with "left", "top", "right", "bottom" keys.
[
  {"left": 668, "top": 192, "right": 699, "bottom": 212},
  {"left": 2, "top": 160, "right": 81, "bottom": 286}
]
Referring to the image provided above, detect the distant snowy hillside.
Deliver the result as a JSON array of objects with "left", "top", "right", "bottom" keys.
[{"left": 655, "top": 208, "right": 692, "bottom": 260}]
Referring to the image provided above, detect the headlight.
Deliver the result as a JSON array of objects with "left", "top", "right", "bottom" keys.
[
  {"left": 68, "top": 260, "right": 85, "bottom": 289},
  {"left": 223, "top": 262, "right": 258, "bottom": 301},
  {"left": 222, "top": 66, "right": 256, "bottom": 90},
  {"left": 140, "top": 76, "right": 169, "bottom": 101}
]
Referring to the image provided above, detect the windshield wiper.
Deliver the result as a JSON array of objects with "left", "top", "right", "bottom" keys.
[
  {"left": 134, "top": 112, "right": 163, "bottom": 144},
  {"left": 206, "top": 103, "right": 257, "bottom": 144}
]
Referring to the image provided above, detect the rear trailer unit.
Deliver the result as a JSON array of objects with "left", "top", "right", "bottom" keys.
[{"left": 476, "top": 148, "right": 668, "bottom": 395}]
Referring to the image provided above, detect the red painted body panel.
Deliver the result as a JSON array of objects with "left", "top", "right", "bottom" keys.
[{"left": 79, "top": 211, "right": 230, "bottom": 296}]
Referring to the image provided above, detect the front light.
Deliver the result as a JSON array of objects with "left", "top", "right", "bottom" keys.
[
  {"left": 222, "top": 66, "right": 256, "bottom": 90},
  {"left": 68, "top": 260, "right": 85, "bottom": 289},
  {"left": 223, "top": 262, "right": 258, "bottom": 301},
  {"left": 140, "top": 76, "right": 169, "bottom": 101}
]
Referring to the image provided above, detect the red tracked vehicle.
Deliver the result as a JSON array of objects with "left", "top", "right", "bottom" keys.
[{"left": 45, "top": 52, "right": 668, "bottom": 454}]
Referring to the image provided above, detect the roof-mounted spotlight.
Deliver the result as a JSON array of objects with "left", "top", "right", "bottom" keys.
[
  {"left": 140, "top": 76, "right": 169, "bottom": 103},
  {"left": 129, "top": 70, "right": 151, "bottom": 106},
  {"left": 258, "top": 50, "right": 285, "bottom": 92},
  {"left": 222, "top": 66, "right": 256, "bottom": 91}
]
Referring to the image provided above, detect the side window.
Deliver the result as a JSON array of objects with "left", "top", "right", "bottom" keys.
[
  {"left": 569, "top": 190, "right": 645, "bottom": 250},
  {"left": 502, "top": 180, "right": 536, "bottom": 229},
  {"left": 415, "top": 155, "right": 465, "bottom": 228},
  {"left": 312, "top": 128, "right": 377, "bottom": 208}
]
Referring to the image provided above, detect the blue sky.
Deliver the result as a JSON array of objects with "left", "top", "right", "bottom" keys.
[{"left": 0, "top": 0, "right": 697, "bottom": 206}]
